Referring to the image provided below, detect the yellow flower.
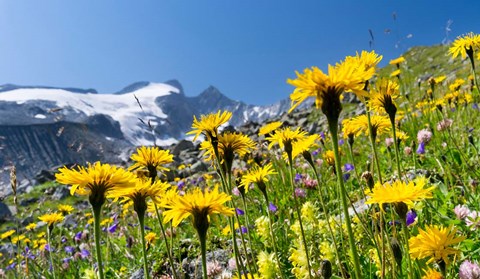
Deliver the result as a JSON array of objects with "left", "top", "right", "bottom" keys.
[
  {"left": 11, "top": 234, "right": 26, "bottom": 245},
  {"left": 58, "top": 204, "right": 74, "bottom": 215},
  {"left": 255, "top": 216, "right": 270, "bottom": 243},
  {"left": 186, "top": 110, "right": 232, "bottom": 141},
  {"left": 409, "top": 225, "right": 465, "bottom": 265},
  {"left": 366, "top": 177, "right": 435, "bottom": 209},
  {"left": 26, "top": 223, "right": 37, "bottom": 231},
  {"left": 369, "top": 78, "right": 400, "bottom": 115},
  {"left": 323, "top": 150, "right": 335, "bottom": 166},
  {"left": 342, "top": 118, "right": 362, "bottom": 139},
  {"left": 287, "top": 51, "right": 378, "bottom": 113},
  {"left": 200, "top": 132, "right": 255, "bottom": 164},
  {"left": 56, "top": 162, "right": 137, "bottom": 207},
  {"left": 422, "top": 268, "right": 443, "bottom": 279},
  {"left": 449, "top": 78, "right": 466, "bottom": 91},
  {"left": 162, "top": 186, "right": 234, "bottom": 227},
  {"left": 390, "top": 69, "right": 401, "bottom": 77},
  {"left": 100, "top": 217, "right": 114, "bottom": 227},
  {"left": 289, "top": 134, "right": 319, "bottom": 160},
  {"left": 38, "top": 212, "right": 64, "bottom": 227},
  {"left": 257, "top": 251, "right": 279, "bottom": 279},
  {"left": 145, "top": 232, "right": 157, "bottom": 245},
  {"left": 449, "top": 32, "right": 480, "bottom": 59},
  {"left": 108, "top": 179, "right": 170, "bottom": 214},
  {"left": 266, "top": 127, "right": 307, "bottom": 153},
  {"left": 389, "top": 56, "right": 405, "bottom": 65},
  {"left": 1, "top": 230, "right": 15, "bottom": 239},
  {"left": 349, "top": 114, "right": 391, "bottom": 139},
  {"left": 129, "top": 146, "right": 174, "bottom": 173},
  {"left": 433, "top": 75, "right": 447, "bottom": 84},
  {"left": 240, "top": 163, "right": 277, "bottom": 194},
  {"left": 259, "top": 121, "right": 283, "bottom": 136}
]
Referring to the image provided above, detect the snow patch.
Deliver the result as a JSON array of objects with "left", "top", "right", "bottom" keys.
[{"left": 34, "top": 114, "right": 46, "bottom": 119}]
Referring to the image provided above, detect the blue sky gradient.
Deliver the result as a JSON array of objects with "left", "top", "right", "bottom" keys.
[{"left": 0, "top": 1, "right": 478, "bottom": 105}]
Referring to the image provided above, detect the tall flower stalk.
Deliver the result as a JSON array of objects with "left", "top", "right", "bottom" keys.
[
  {"left": 38, "top": 212, "right": 64, "bottom": 279},
  {"left": 56, "top": 162, "right": 137, "bottom": 279},
  {"left": 287, "top": 50, "right": 381, "bottom": 278}
]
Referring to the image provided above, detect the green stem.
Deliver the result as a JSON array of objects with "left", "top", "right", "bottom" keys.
[
  {"left": 390, "top": 119, "right": 403, "bottom": 181},
  {"left": 154, "top": 204, "right": 179, "bottom": 279},
  {"left": 198, "top": 230, "right": 208, "bottom": 279},
  {"left": 287, "top": 153, "right": 313, "bottom": 279},
  {"left": 47, "top": 227, "right": 56, "bottom": 279},
  {"left": 138, "top": 213, "right": 150, "bottom": 279},
  {"left": 327, "top": 117, "right": 362, "bottom": 279},
  {"left": 92, "top": 206, "right": 105, "bottom": 279},
  {"left": 309, "top": 165, "right": 347, "bottom": 279},
  {"left": 366, "top": 111, "right": 383, "bottom": 184},
  {"left": 262, "top": 192, "right": 287, "bottom": 279},
  {"left": 241, "top": 195, "right": 258, "bottom": 273},
  {"left": 401, "top": 219, "right": 414, "bottom": 279}
]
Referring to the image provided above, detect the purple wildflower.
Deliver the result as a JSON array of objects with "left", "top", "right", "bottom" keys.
[
  {"left": 107, "top": 223, "right": 119, "bottom": 234},
  {"left": 74, "top": 231, "right": 83, "bottom": 242},
  {"left": 406, "top": 210, "right": 417, "bottom": 226},
  {"left": 80, "top": 249, "right": 90, "bottom": 259},
  {"left": 294, "top": 188, "right": 306, "bottom": 198},
  {"left": 459, "top": 260, "right": 480, "bottom": 279},
  {"left": 44, "top": 244, "right": 52, "bottom": 252},
  {"left": 294, "top": 173, "right": 303, "bottom": 183},
  {"left": 65, "top": 246, "right": 75, "bottom": 254},
  {"left": 268, "top": 202, "right": 278, "bottom": 213},
  {"left": 235, "top": 208, "right": 245, "bottom": 216},
  {"left": 177, "top": 180, "right": 185, "bottom": 190},
  {"left": 342, "top": 173, "right": 350, "bottom": 182},
  {"left": 343, "top": 163, "right": 354, "bottom": 172},
  {"left": 338, "top": 139, "right": 345, "bottom": 145},
  {"left": 416, "top": 142, "right": 425, "bottom": 154}
]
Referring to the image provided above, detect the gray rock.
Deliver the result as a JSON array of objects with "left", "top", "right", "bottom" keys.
[
  {"left": 190, "top": 161, "right": 209, "bottom": 173},
  {"left": 0, "top": 202, "right": 12, "bottom": 222},
  {"left": 129, "top": 268, "right": 144, "bottom": 279},
  {"left": 52, "top": 186, "right": 70, "bottom": 200},
  {"left": 172, "top": 139, "right": 194, "bottom": 157}
]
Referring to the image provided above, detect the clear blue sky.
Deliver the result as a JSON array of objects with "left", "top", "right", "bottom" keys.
[{"left": 0, "top": 1, "right": 478, "bottom": 105}]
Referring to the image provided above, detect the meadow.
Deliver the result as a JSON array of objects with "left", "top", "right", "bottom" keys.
[{"left": 1, "top": 33, "right": 480, "bottom": 279}]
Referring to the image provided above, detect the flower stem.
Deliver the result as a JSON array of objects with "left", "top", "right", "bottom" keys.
[
  {"left": 241, "top": 195, "right": 259, "bottom": 273},
  {"left": 390, "top": 118, "right": 403, "bottom": 181},
  {"left": 327, "top": 117, "right": 362, "bottom": 279},
  {"left": 92, "top": 205, "right": 105, "bottom": 279},
  {"left": 198, "top": 229, "right": 208, "bottom": 279},
  {"left": 154, "top": 204, "right": 179, "bottom": 279},
  {"left": 137, "top": 213, "right": 150, "bottom": 279},
  {"left": 287, "top": 153, "right": 313, "bottom": 279},
  {"left": 262, "top": 192, "right": 287, "bottom": 279},
  {"left": 400, "top": 219, "right": 413, "bottom": 279},
  {"left": 46, "top": 227, "right": 56, "bottom": 279}
]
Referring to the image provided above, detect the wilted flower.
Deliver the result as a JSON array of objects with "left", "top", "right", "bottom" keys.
[
  {"left": 404, "top": 146, "right": 413, "bottom": 155},
  {"left": 294, "top": 188, "right": 306, "bottom": 198},
  {"left": 437, "top": 119, "right": 453, "bottom": 132}
]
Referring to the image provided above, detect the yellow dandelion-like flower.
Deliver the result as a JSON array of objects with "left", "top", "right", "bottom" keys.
[
  {"left": 240, "top": 163, "right": 277, "bottom": 194},
  {"left": 449, "top": 32, "right": 480, "bottom": 59},
  {"left": 259, "top": 121, "right": 283, "bottom": 136},
  {"left": 369, "top": 78, "right": 400, "bottom": 116},
  {"left": 200, "top": 132, "right": 255, "bottom": 164},
  {"left": 347, "top": 50, "right": 383, "bottom": 72},
  {"left": 396, "top": 131, "right": 409, "bottom": 143},
  {"left": 365, "top": 177, "right": 435, "bottom": 209},
  {"left": 100, "top": 217, "right": 114, "bottom": 227},
  {"left": 129, "top": 146, "right": 174, "bottom": 174},
  {"left": 38, "top": 212, "right": 64, "bottom": 227},
  {"left": 108, "top": 179, "right": 170, "bottom": 214},
  {"left": 289, "top": 134, "right": 320, "bottom": 160},
  {"left": 58, "top": 204, "right": 74, "bottom": 215},
  {"left": 287, "top": 51, "right": 378, "bottom": 113},
  {"left": 145, "top": 232, "right": 157, "bottom": 245},
  {"left": 409, "top": 224, "right": 465, "bottom": 265},
  {"left": 349, "top": 114, "right": 391, "bottom": 139},
  {"left": 390, "top": 69, "right": 401, "bottom": 77},
  {"left": 449, "top": 78, "right": 466, "bottom": 91},
  {"left": 433, "top": 75, "right": 447, "bottom": 84},
  {"left": 56, "top": 162, "right": 137, "bottom": 207},
  {"left": 323, "top": 150, "right": 335, "bottom": 166},
  {"left": 1, "top": 230, "right": 15, "bottom": 240},
  {"left": 26, "top": 223, "right": 37, "bottom": 231},
  {"left": 389, "top": 56, "right": 405, "bottom": 65},
  {"left": 342, "top": 118, "right": 362, "bottom": 139},
  {"left": 162, "top": 186, "right": 234, "bottom": 228},
  {"left": 187, "top": 110, "right": 232, "bottom": 141},
  {"left": 422, "top": 268, "right": 443, "bottom": 279},
  {"left": 266, "top": 127, "right": 307, "bottom": 152},
  {"left": 11, "top": 234, "right": 26, "bottom": 245}
]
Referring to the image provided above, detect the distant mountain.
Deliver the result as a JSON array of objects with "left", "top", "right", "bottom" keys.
[{"left": 0, "top": 79, "right": 293, "bottom": 193}]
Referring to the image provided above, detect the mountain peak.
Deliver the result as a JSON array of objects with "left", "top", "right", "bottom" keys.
[
  {"left": 164, "top": 79, "right": 184, "bottom": 95},
  {"left": 115, "top": 81, "right": 151, "bottom": 94}
]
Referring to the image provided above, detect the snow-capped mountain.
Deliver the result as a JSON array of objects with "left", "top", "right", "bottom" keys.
[{"left": 0, "top": 80, "right": 293, "bottom": 192}]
